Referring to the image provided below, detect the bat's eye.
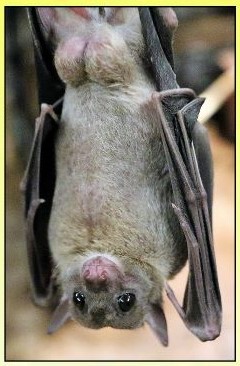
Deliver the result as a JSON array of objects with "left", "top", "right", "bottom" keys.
[
  {"left": 73, "top": 291, "right": 85, "bottom": 310},
  {"left": 117, "top": 293, "right": 136, "bottom": 312}
]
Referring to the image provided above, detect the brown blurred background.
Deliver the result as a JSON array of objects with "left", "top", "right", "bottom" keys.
[{"left": 5, "top": 7, "right": 235, "bottom": 360}]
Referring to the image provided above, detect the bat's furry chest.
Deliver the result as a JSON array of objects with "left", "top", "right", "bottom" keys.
[{"left": 49, "top": 83, "right": 186, "bottom": 277}]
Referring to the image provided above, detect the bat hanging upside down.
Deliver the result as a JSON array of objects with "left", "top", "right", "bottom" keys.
[{"left": 22, "top": 7, "right": 222, "bottom": 346}]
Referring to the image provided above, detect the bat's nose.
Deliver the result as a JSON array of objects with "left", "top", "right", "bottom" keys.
[{"left": 90, "top": 307, "right": 106, "bottom": 325}]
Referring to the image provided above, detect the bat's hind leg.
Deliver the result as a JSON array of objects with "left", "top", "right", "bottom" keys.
[{"left": 37, "top": 103, "right": 59, "bottom": 125}]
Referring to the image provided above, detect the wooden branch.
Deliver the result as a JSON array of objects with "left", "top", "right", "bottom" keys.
[{"left": 198, "top": 66, "right": 235, "bottom": 124}]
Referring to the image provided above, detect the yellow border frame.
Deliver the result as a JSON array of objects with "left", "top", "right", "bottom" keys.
[{"left": 1, "top": 2, "right": 238, "bottom": 366}]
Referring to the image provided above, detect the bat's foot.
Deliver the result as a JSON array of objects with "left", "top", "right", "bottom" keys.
[{"left": 36, "top": 103, "right": 59, "bottom": 127}]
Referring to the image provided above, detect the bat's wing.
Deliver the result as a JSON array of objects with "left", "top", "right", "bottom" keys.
[
  {"left": 21, "top": 100, "right": 63, "bottom": 306},
  {"left": 147, "top": 7, "right": 177, "bottom": 70},
  {"left": 139, "top": 7, "right": 222, "bottom": 341},
  {"left": 154, "top": 93, "right": 222, "bottom": 341},
  {"left": 139, "top": 7, "right": 178, "bottom": 91},
  {"left": 27, "top": 7, "right": 65, "bottom": 105},
  {"left": 22, "top": 8, "right": 65, "bottom": 305}
]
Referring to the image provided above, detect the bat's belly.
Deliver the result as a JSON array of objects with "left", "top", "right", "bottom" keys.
[{"left": 49, "top": 85, "right": 187, "bottom": 277}]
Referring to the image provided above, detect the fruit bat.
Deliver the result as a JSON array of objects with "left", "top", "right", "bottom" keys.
[{"left": 21, "top": 7, "right": 222, "bottom": 346}]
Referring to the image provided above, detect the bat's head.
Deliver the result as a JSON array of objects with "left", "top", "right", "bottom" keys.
[
  {"left": 49, "top": 254, "right": 168, "bottom": 345},
  {"left": 68, "top": 255, "right": 148, "bottom": 329}
]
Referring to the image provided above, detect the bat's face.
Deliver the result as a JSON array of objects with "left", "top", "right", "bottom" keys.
[
  {"left": 37, "top": 7, "right": 145, "bottom": 86},
  {"left": 62, "top": 255, "right": 157, "bottom": 329}
]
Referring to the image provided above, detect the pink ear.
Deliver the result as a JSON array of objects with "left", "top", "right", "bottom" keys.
[
  {"left": 146, "top": 304, "right": 168, "bottom": 346},
  {"left": 36, "top": 7, "right": 57, "bottom": 34},
  {"left": 48, "top": 295, "right": 71, "bottom": 334}
]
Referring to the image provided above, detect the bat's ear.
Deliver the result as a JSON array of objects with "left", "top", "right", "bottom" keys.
[
  {"left": 48, "top": 295, "right": 71, "bottom": 334},
  {"left": 145, "top": 304, "right": 168, "bottom": 346}
]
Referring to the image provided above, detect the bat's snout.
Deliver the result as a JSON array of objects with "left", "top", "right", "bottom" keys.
[{"left": 82, "top": 255, "right": 122, "bottom": 291}]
